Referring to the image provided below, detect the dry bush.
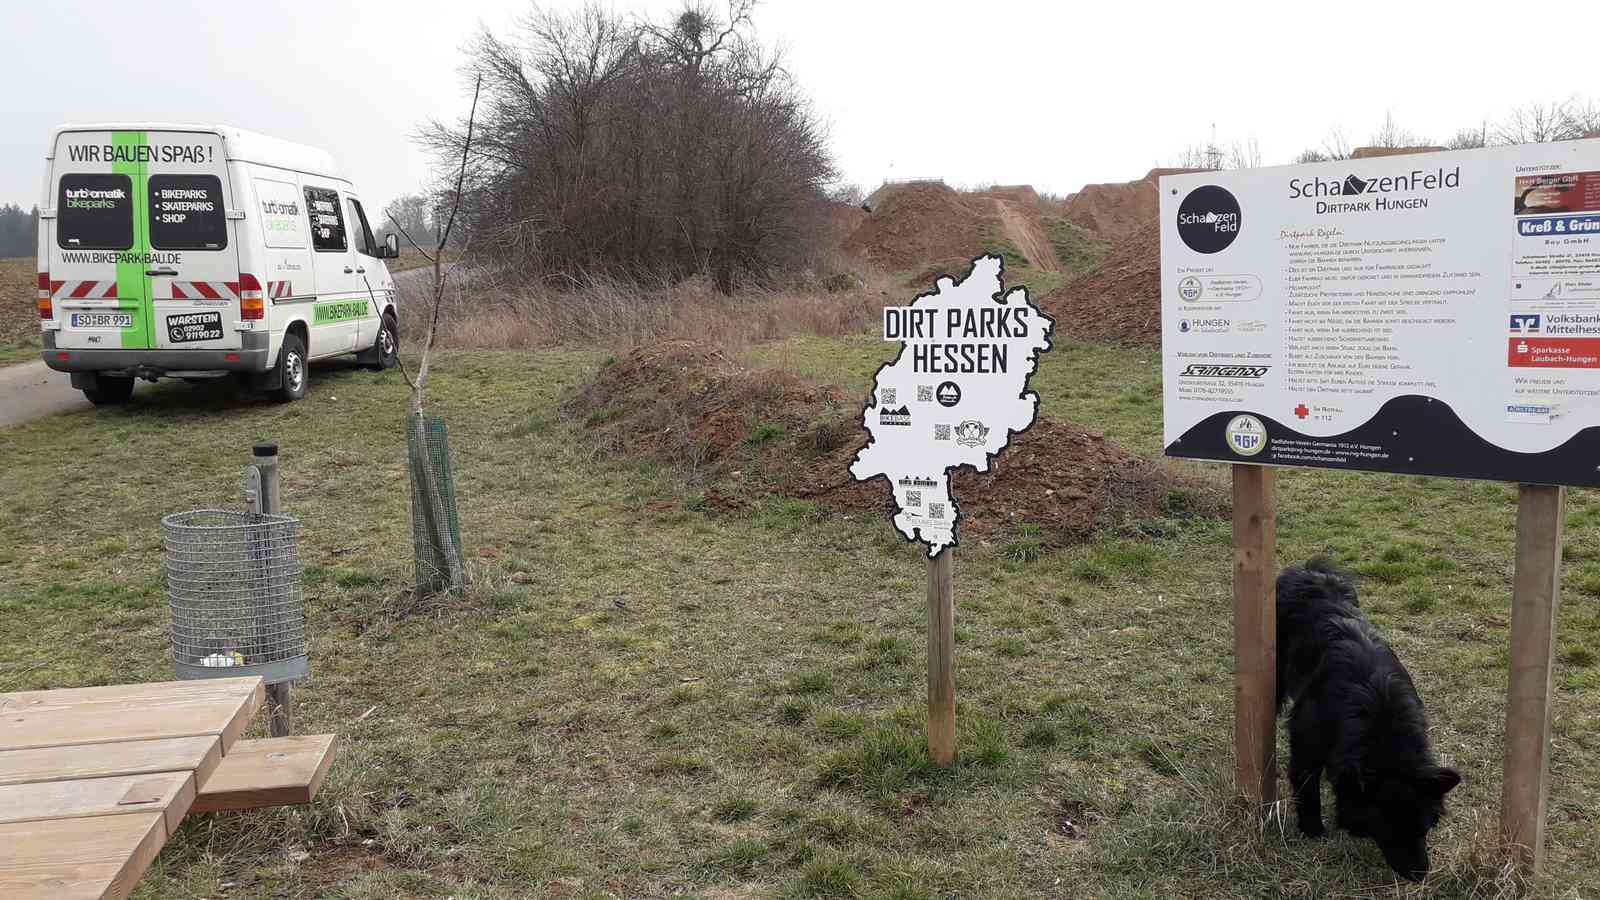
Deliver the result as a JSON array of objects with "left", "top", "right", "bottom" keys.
[{"left": 399, "top": 258, "right": 896, "bottom": 353}]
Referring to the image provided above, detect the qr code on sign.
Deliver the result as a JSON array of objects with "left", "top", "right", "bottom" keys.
[
  {"left": 917, "top": 384, "right": 934, "bottom": 402},
  {"left": 906, "top": 490, "right": 922, "bottom": 507},
  {"left": 934, "top": 424, "right": 951, "bottom": 441},
  {"left": 929, "top": 502, "right": 946, "bottom": 519},
  {"left": 880, "top": 387, "right": 897, "bottom": 405}
]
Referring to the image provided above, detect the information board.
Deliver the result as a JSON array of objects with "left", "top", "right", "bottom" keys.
[{"left": 1161, "top": 139, "right": 1600, "bottom": 486}]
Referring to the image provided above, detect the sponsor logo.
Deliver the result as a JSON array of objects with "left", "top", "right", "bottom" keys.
[
  {"left": 1511, "top": 314, "right": 1542, "bottom": 334},
  {"left": 1179, "top": 318, "right": 1230, "bottom": 334},
  {"left": 1236, "top": 319, "right": 1268, "bottom": 333},
  {"left": 167, "top": 311, "right": 223, "bottom": 343},
  {"left": 1180, "top": 364, "right": 1270, "bottom": 378},
  {"left": 954, "top": 420, "right": 989, "bottom": 447},
  {"left": 936, "top": 381, "right": 962, "bottom": 407},
  {"left": 1224, "top": 414, "right": 1267, "bottom": 457},
  {"left": 1176, "top": 185, "right": 1241, "bottom": 254},
  {"left": 878, "top": 405, "right": 912, "bottom": 426},
  {"left": 1178, "top": 276, "right": 1203, "bottom": 301},
  {"left": 1507, "top": 403, "right": 1559, "bottom": 424}
]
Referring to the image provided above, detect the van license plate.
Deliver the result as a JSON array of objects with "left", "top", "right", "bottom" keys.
[{"left": 71, "top": 312, "right": 134, "bottom": 329}]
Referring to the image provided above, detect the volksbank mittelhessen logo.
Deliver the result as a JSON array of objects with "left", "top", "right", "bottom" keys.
[
  {"left": 1225, "top": 414, "right": 1267, "bottom": 457},
  {"left": 1176, "top": 185, "right": 1241, "bottom": 254}
]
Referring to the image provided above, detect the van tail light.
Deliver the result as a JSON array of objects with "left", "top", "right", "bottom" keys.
[
  {"left": 37, "top": 272, "right": 52, "bottom": 319},
  {"left": 238, "top": 273, "right": 265, "bottom": 320}
]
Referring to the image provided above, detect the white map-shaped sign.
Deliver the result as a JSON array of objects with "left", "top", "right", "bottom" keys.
[{"left": 850, "top": 255, "right": 1055, "bottom": 556}]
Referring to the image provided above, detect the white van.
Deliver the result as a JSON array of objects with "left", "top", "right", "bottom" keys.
[{"left": 36, "top": 123, "right": 401, "bottom": 404}]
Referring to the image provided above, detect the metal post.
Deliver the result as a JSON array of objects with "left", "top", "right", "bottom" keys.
[{"left": 253, "top": 440, "right": 293, "bottom": 737}]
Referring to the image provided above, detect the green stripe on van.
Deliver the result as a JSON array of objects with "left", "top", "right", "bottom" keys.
[{"left": 111, "top": 131, "right": 150, "bottom": 348}]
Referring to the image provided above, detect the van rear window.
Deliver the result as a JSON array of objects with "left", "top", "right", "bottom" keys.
[
  {"left": 149, "top": 174, "right": 227, "bottom": 250},
  {"left": 58, "top": 174, "right": 133, "bottom": 250}
]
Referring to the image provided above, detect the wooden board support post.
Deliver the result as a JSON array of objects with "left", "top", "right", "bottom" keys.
[
  {"left": 1232, "top": 464, "right": 1278, "bottom": 806},
  {"left": 1502, "top": 483, "right": 1564, "bottom": 874},
  {"left": 252, "top": 441, "right": 294, "bottom": 738},
  {"left": 927, "top": 548, "right": 956, "bottom": 767}
]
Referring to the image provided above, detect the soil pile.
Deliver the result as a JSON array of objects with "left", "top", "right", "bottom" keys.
[
  {"left": 845, "top": 182, "right": 991, "bottom": 273},
  {"left": 1061, "top": 168, "right": 1198, "bottom": 239},
  {"left": 568, "top": 341, "right": 1223, "bottom": 544},
  {"left": 1038, "top": 218, "right": 1160, "bottom": 347}
]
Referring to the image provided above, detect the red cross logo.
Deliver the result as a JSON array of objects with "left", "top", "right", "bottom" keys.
[{"left": 1294, "top": 403, "right": 1310, "bottom": 419}]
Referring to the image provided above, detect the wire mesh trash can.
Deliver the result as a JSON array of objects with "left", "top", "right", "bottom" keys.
[{"left": 163, "top": 509, "right": 307, "bottom": 684}]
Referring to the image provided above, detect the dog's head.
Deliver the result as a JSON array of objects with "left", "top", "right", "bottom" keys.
[
  {"left": 1279, "top": 556, "right": 1360, "bottom": 608},
  {"left": 1342, "top": 766, "right": 1462, "bottom": 881}
]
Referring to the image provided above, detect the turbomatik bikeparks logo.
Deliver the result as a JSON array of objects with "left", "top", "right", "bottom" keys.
[
  {"left": 1225, "top": 414, "right": 1267, "bottom": 457},
  {"left": 1176, "top": 185, "right": 1241, "bottom": 254}
]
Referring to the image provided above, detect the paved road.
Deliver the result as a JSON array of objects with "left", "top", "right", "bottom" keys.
[{"left": 0, "top": 361, "right": 89, "bottom": 428}]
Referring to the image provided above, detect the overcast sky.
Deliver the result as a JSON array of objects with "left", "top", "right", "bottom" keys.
[{"left": 5, "top": 0, "right": 1597, "bottom": 214}]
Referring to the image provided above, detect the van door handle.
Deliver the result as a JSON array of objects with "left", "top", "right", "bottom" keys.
[
  {"left": 146, "top": 267, "right": 178, "bottom": 276},
  {"left": 343, "top": 266, "right": 355, "bottom": 274},
  {"left": 356, "top": 267, "right": 366, "bottom": 274}
]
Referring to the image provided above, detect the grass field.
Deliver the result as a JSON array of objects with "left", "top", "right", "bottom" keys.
[{"left": 1, "top": 338, "right": 1598, "bottom": 899}]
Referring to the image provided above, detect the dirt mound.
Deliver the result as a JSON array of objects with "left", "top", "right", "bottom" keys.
[
  {"left": 569, "top": 341, "right": 1222, "bottom": 544},
  {"left": 845, "top": 182, "right": 991, "bottom": 273},
  {"left": 1039, "top": 218, "right": 1160, "bottom": 347},
  {"left": 1350, "top": 146, "right": 1447, "bottom": 159},
  {"left": 847, "top": 182, "right": 1060, "bottom": 274},
  {"left": 1062, "top": 168, "right": 1199, "bottom": 240}
]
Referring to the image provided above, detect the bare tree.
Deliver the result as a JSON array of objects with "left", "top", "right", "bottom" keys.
[
  {"left": 1369, "top": 112, "right": 1432, "bottom": 149},
  {"left": 1445, "top": 125, "right": 1487, "bottom": 150},
  {"left": 1294, "top": 129, "right": 1352, "bottom": 164},
  {"left": 1496, "top": 100, "right": 1578, "bottom": 144},
  {"left": 393, "top": 76, "right": 482, "bottom": 599},
  {"left": 422, "top": 1, "right": 836, "bottom": 292},
  {"left": 1567, "top": 98, "right": 1600, "bottom": 139}
]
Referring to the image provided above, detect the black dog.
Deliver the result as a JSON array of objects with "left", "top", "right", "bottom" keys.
[{"left": 1276, "top": 558, "right": 1460, "bottom": 881}]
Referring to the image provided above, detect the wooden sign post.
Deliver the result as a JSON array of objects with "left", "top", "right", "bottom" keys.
[
  {"left": 927, "top": 548, "right": 956, "bottom": 766},
  {"left": 1231, "top": 464, "right": 1277, "bottom": 805},
  {"left": 1503, "top": 484, "right": 1565, "bottom": 874}
]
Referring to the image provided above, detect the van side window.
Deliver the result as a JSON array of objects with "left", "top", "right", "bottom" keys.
[
  {"left": 149, "top": 174, "right": 227, "bottom": 251},
  {"left": 58, "top": 174, "right": 134, "bottom": 251},
  {"left": 304, "top": 186, "right": 346, "bottom": 252},
  {"left": 346, "top": 198, "right": 378, "bottom": 257}
]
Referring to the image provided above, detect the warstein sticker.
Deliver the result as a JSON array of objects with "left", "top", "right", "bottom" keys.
[
  {"left": 167, "top": 311, "right": 223, "bottom": 343},
  {"left": 849, "top": 255, "right": 1054, "bottom": 556}
]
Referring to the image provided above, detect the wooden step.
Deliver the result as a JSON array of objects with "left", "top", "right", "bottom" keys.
[{"left": 191, "top": 734, "right": 336, "bottom": 814}]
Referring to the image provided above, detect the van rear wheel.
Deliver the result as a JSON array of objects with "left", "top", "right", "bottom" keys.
[
  {"left": 273, "top": 334, "right": 308, "bottom": 402},
  {"left": 82, "top": 375, "right": 134, "bottom": 406}
]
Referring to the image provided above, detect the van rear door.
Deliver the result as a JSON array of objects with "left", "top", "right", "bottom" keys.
[
  {"left": 144, "top": 131, "right": 241, "bottom": 352},
  {"left": 46, "top": 129, "right": 240, "bottom": 354},
  {"left": 47, "top": 130, "right": 151, "bottom": 351}
]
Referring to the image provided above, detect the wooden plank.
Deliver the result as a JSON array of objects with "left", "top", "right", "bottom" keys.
[
  {"left": 0, "top": 772, "right": 194, "bottom": 834},
  {"left": 0, "top": 679, "right": 263, "bottom": 753},
  {"left": 926, "top": 549, "right": 956, "bottom": 767},
  {"left": 192, "top": 734, "right": 336, "bottom": 814},
  {"left": 0, "top": 677, "right": 261, "bottom": 712},
  {"left": 1232, "top": 464, "right": 1278, "bottom": 806},
  {"left": 1502, "top": 483, "right": 1565, "bottom": 874},
  {"left": 0, "top": 736, "right": 219, "bottom": 788},
  {"left": 0, "top": 812, "right": 166, "bottom": 900}
]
